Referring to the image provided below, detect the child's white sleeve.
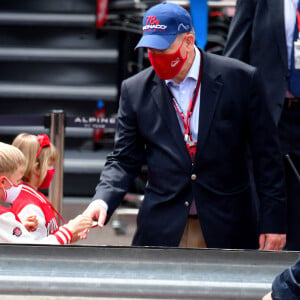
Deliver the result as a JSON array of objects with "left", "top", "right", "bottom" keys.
[
  {"left": 17, "top": 204, "right": 48, "bottom": 239},
  {"left": 0, "top": 212, "right": 72, "bottom": 245}
]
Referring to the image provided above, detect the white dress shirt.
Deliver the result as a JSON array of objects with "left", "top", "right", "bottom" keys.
[
  {"left": 285, "top": 0, "right": 299, "bottom": 68},
  {"left": 166, "top": 46, "right": 201, "bottom": 141}
]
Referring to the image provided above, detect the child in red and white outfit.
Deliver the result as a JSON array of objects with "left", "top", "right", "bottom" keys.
[
  {"left": 8, "top": 133, "right": 70, "bottom": 239},
  {"left": 7, "top": 133, "right": 62, "bottom": 239},
  {"left": 0, "top": 142, "right": 93, "bottom": 244}
]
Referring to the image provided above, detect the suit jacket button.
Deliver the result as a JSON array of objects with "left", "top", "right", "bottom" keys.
[
  {"left": 184, "top": 201, "right": 189, "bottom": 207},
  {"left": 191, "top": 174, "right": 197, "bottom": 180}
]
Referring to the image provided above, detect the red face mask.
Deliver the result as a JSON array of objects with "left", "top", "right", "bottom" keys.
[
  {"left": 148, "top": 36, "right": 188, "bottom": 80},
  {"left": 39, "top": 168, "right": 55, "bottom": 189}
]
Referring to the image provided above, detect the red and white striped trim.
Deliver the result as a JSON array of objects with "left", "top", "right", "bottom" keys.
[
  {"left": 22, "top": 184, "right": 47, "bottom": 204},
  {"left": 53, "top": 226, "right": 73, "bottom": 244}
]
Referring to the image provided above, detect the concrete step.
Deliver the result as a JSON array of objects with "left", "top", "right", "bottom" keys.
[
  {"left": 0, "top": 82, "right": 117, "bottom": 100},
  {"left": 0, "top": 47, "right": 118, "bottom": 63}
]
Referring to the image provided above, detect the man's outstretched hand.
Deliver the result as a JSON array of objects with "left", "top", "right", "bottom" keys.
[{"left": 83, "top": 200, "right": 107, "bottom": 228}]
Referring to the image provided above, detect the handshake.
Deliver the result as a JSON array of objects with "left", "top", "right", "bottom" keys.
[
  {"left": 63, "top": 200, "right": 107, "bottom": 244},
  {"left": 23, "top": 201, "right": 105, "bottom": 245}
]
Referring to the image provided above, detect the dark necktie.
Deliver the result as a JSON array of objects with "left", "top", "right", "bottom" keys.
[{"left": 288, "top": 0, "right": 300, "bottom": 97}]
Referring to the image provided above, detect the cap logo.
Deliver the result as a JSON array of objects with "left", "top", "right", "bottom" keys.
[
  {"left": 143, "top": 16, "right": 167, "bottom": 31},
  {"left": 178, "top": 23, "right": 190, "bottom": 32}
]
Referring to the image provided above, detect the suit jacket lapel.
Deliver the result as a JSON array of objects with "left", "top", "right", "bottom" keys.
[
  {"left": 194, "top": 52, "right": 223, "bottom": 164},
  {"left": 151, "top": 75, "right": 191, "bottom": 163},
  {"left": 267, "top": 0, "right": 288, "bottom": 70}
]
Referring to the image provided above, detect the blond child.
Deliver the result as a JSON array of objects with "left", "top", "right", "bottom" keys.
[
  {"left": 0, "top": 142, "right": 92, "bottom": 244},
  {"left": 8, "top": 133, "right": 66, "bottom": 239}
]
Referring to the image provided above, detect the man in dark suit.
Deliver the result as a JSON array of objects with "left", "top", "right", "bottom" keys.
[
  {"left": 84, "top": 1, "right": 286, "bottom": 250},
  {"left": 224, "top": 0, "right": 300, "bottom": 251}
]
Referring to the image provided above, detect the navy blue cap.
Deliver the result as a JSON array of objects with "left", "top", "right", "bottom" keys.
[{"left": 135, "top": 2, "right": 193, "bottom": 50}]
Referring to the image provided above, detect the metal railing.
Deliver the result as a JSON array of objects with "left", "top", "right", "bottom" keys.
[
  {"left": 0, "top": 244, "right": 298, "bottom": 299},
  {"left": 49, "top": 111, "right": 65, "bottom": 223}
]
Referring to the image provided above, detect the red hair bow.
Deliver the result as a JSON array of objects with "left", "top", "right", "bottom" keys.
[{"left": 36, "top": 134, "right": 50, "bottom": 159}]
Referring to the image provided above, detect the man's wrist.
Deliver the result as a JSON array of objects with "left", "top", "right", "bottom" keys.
[{"left": 92, "top": 199, "right": 108, "bottom": 211}]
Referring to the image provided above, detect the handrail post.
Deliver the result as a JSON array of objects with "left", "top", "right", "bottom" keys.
[{"left": 49, "top": 110, "right": 65, "bottom": 224}]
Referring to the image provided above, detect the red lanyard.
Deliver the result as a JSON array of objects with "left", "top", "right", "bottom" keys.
[
  {"left": 297, "top": 10, "right": 300, "bottom": 36},
  {"left": 169, "top": 51, "right": 203, "bottom": 145},
  {"left": 48, "top": 201, "right": 67, "bottom": 224},
  {"left": 293, "top": 1, "right": 300, "bottom": 37}
]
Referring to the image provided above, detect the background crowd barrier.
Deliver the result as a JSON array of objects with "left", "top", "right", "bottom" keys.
[{"left": 0, "top": 244, "right": 299, "bottom": 299}]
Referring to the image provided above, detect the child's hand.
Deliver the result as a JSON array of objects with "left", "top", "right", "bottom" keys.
[
  {"left": 24, "top": 215, "right": 38, "bottom": 232},
  {"left": 79, "top": 228, "right": 89, "bottom": 240},
  {"left": 65, "top": 215, "right": 93, "bottom": 243}
]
